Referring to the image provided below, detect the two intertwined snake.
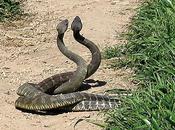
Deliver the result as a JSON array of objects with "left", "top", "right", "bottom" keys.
[{"left": 15, "top": 16, "right": 120, "bottom": 112}]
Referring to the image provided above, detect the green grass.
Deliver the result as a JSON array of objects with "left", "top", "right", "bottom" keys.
[
  {"left": 0, "top": 0, "right": 23, "bottom": 21},
  {"left": 103, "top": 0, "right": 175, "bottom": 129},
  {"left": 102, "top": 45, "right": 125, "bottom": 59}
]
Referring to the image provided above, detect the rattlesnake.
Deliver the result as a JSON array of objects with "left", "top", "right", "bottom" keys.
[{"left": 15, "top": 17, "right": 120, "bottom": 111}]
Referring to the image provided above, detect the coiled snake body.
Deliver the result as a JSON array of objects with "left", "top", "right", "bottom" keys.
[{"left": 15, "top": 17, "right": 120, "bottom": 112}]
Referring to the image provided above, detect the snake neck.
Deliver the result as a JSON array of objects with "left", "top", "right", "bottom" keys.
[
  {"left": 73, "top": 31, "right": 101, "bottom": 78},
  {"left": 36, "top": 29, "right": 101, "bottom": 94},
  {"left": 52, "top": 33, "right": 87, "bottom": 94}
]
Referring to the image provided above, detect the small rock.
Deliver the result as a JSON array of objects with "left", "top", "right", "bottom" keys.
[
  {"left": 2, "top": 67, "right": 10, "bottom": 70},
  {"left": 111, "top": 1, "right": 116, "bottom": 5},
  {"left": 43, "top": 124, "right": 49, "bottom": 127},
  {"left": 4, "top": 91, "right": 10, "bottom": 95},
  {"left": 82, "top": 114, "right": 90, "bottom": 118},
  {"left": 42, "top": 61, "right": 47, "bottom": 64}
]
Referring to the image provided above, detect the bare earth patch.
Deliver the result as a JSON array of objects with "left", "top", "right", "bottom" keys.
[{"left": 0, "top": 0, "right": 139, "bottom": 130}]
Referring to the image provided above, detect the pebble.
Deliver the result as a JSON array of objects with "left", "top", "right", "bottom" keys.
[{"left": 111, "top": 1, "right": 116, "bottom": 5}]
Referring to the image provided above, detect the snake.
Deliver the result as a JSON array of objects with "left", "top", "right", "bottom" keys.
[
  {"left": 35, "top": 16, "right": 101, "bottom": 95},
  {"left": 15, "top": 17, "right": 120, "bottom": 111}
]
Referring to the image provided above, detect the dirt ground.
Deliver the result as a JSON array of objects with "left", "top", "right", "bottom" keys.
[{"left": 0, "top": 0, "right": 139, "bottom": 130}]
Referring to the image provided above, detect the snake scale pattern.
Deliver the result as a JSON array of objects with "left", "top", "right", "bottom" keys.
[{"left": 15, "top": 16, "right": 121, "bottom": 112}]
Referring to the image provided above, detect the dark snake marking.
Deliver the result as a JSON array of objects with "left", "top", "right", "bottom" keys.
[
  {"left": 15, "top": 18, "right": 120, "bottom": 111},
  {"left": 36, "top": 16, "right": 101, "bottom": 94}
]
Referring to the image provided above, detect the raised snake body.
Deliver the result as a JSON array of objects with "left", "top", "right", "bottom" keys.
[{"left": 36, "top": 16, "right": 101, "bottom": 95}]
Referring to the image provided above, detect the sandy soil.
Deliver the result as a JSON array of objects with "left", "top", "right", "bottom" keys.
[{"left": 0, "top": 0, "right": 139, "bottom": 130}]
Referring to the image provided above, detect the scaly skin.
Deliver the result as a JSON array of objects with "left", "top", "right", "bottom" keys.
[{"left": 15, "top": 83, "right": 120, "bottom": 111}]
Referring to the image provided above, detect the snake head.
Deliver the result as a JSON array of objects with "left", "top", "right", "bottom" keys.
[
  {"left": 56, "top": 19, "right": 69, "bottom": 35},
  {"left": 71, "top": 16, "right": 82, "bottom": 32}
]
